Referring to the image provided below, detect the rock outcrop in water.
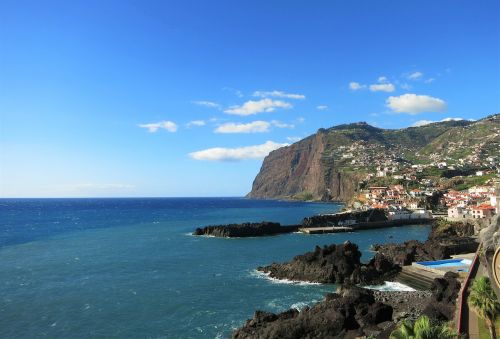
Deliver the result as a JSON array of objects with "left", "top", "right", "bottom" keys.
[
  {"left": 192, "top": 222, "right": 299, "bottom": 237},
  {"left": 258, "top": 241, "right": 400, "bottom": 285},
  {"left": 233, "top": 286, "right": 393, "bottom": 339}
]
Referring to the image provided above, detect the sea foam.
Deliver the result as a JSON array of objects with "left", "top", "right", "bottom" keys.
[
  {"left": 250, "top": 269, "right": 322, "bottom": 286},
  {"left": 364, "top": 281, "right": 416, "bottom": 292}
]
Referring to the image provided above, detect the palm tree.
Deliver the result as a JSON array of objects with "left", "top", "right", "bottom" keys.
[
  {"left": 469, "top": 276, "right": 500, "bottom": 339},
  {"left": 389, "top": 315, "right": 456, "bottom": 339}
]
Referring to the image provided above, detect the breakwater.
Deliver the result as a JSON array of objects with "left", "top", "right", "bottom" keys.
[{"left": 193, "top": 209, "right": 433, "bottom": 237}]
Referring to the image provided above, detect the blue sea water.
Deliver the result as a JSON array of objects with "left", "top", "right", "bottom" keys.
[{"left": 0, "top": 198, "right": 431, "bottom": 338}]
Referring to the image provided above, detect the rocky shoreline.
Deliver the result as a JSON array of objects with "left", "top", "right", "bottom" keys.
[
  {"left": 232, "top": 218, "right": 473, "bottom": 338},
  {"left": 233, "top": 272, "right": 460, "bottom": 339},
  {"left": 258, "top": 241, "right": 400, "bottom": 286}
]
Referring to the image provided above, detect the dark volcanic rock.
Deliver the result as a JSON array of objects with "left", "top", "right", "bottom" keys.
[
  {"left": 302, "top": 208, "right": 388, "bottom": 227},
  {"left": 429, "top": 219, "right": 475, "bottom": 239},
  {"left": 258, "top": 241, "right": 400, "bottom": 285},
  {"left": 192, "top": 222, "right": 298, "bottom": 237},
  {"left": 233, "top": 286, "right": 393, "bottom": 339},
  {"left": 422, "top": 272, "right": 461, "bottom": 321},
  {"left": 373, "top": 238, "right": 478, "bottom": 266},
  {"left": 373, "top": 220, "right": 479, "bottom": 266},
  {"left": 359, "top": 253, "right": 402, "bottom": 285}
]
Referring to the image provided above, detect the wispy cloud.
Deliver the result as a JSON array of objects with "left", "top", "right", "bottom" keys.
[
  {"left": 192, "top": 100, "right": 221, "bottom": 109},
  {"left": 139, "top": 121, "right": 178, "bottom": 133},
  {"left": 271, "top": 120, "right": 295, "bottom": 129},
  {"left": 349, "top": 82, "right": 365, "bottom": 90},
  {"left": 316, "top": 105, "right": 328, "bottom": 110},
  {"left": 408, "top": 71, "right": 423, "bottom": 80},
  {"left": 253, "top": 90, "right": 305, "bottom": 100},
  {"left": 73, "top": 183, "right": 135, "bottom": 190},
  {"left": 215, "top": 121, "right": 271, "bottom": 134},
  {"left": 224, "top": 99, "right": 292, "bottom": 116},
  {"left": 187, "top": 120, "right": 206, "bottom": 127},
  {"left": 189, "top": 141, "right": 288, "bottom": 161},
  {"left": 214, "top": 120, "right": 294, "bottom": 133},
  {"left": 386, "top": 93, "right": 447, "bottom": 114},
  {"left": 286, "top": 136, "right": 302, "bottom": 142},
  {"left": 369, "top": 83, "right": 395, "bottom": 92}
]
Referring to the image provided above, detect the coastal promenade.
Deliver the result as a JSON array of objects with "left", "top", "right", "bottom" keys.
[
  {"left": 298, "top": 218, "right": 432, "bottom": 235},
  {"left": 299, "top": 226, "right": 353, "bottom": 234}
]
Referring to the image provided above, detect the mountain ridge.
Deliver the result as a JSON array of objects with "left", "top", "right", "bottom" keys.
[{"left": 248, "top": 114, "right": 500, "bottom": 202}]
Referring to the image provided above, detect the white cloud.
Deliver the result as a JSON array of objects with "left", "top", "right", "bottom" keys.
[
  {"left": 187, "top": 120, "right": 206, "bottom": 127},
  {"left": 271, "top": 120, "right": 294, "bottom": 129},
  {"left": 408, "top": 71, "right": 423, "bottom": 80},
  {"left": 193, "top": 101, "right": 221, "bottom": 109},
  {"left": 412, "top": 117, "right": 466, "bottom": 127},
  {"left": 369, "top": 83, "right": 396, "bottom": 92},
  {"left": 424, "top": 78, "right": 435, "bottom": 84},
  {"left": 214, "top": 120, "right": 294, "bottom": 133},
  {"left": 189, "top": 141, "right": 288, "bottom": 161},
  {"left": 401, "top": 83, "right": 412, "bottom": 90},
  {"left": 215, "top": 121, "right": 271, "bottom": 134},
  {"left": 224, "top": 98, "right": 292, "bottom": 116},
  {"left": 386, "top": 93, "right": 447, "bottom": 114},
  {"left": 253, "top": 90, "right": 305, "bottom": 100},
  {"left": 378, "top": 76, "right": 388, "bottom": 83},
  {"left": 316, "top": 105, "right": 328, "bottom": 110},
  {"left": 349, "top": 82, "right": 365, "bottom": 90},
  {"left": 412, "top": 120, "right": 435, "bottom": 127},
  {"left": 441, "top": 117, "right": 464, "bottom": 122},
  {"left": 286, "top": 136, "right": 302, "bottom": 142},
  {"left": 296, "top": 117, "right": 305, "bottom": 123},
  {"left": 139, "top": 121, "right": 178, "bottom": 133}
]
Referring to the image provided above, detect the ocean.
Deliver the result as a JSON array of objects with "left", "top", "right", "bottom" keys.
[{"left": 0, "top": 198, "right": 430, "bottom": 338}]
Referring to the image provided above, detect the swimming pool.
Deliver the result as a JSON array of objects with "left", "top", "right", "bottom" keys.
[{"left": 416, "top": 258, "right": 472, "bottom": 268}]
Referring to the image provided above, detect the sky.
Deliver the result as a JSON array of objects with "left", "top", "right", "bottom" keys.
[{"left": 1, "top": 0, "right": 499, "bottom": 198}]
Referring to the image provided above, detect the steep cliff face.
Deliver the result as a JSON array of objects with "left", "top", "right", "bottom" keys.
[{"left": 248, "top": 130, "right": 361, "bottom": 201}]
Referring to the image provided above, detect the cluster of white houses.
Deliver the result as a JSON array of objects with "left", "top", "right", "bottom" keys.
[
  {"left": 356, "top": 184, "right": 498, "bottom": 222},
  {"left": 357, "top": 185, "right": 433, "bottom": 221},
  {"left": 445, "top": 185, "right": 498, "bottom": 219}
]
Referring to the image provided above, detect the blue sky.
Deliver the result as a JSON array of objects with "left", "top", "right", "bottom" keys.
[{"left": 1, "top": 0, "right": 499, "bottom": 197}]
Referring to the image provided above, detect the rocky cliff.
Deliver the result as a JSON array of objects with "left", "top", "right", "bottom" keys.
[{"left": 247, "top": 130, "right": 362, "bottom": 201}]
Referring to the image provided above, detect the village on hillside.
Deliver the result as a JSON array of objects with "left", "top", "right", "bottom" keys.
[{"left": 350, "top": 158, "right": 499, "bottom": 223}]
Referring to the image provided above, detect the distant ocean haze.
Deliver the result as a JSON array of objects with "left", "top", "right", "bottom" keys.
[{"left": 0, "top": 198, "right": 430, "bottom": 338}]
